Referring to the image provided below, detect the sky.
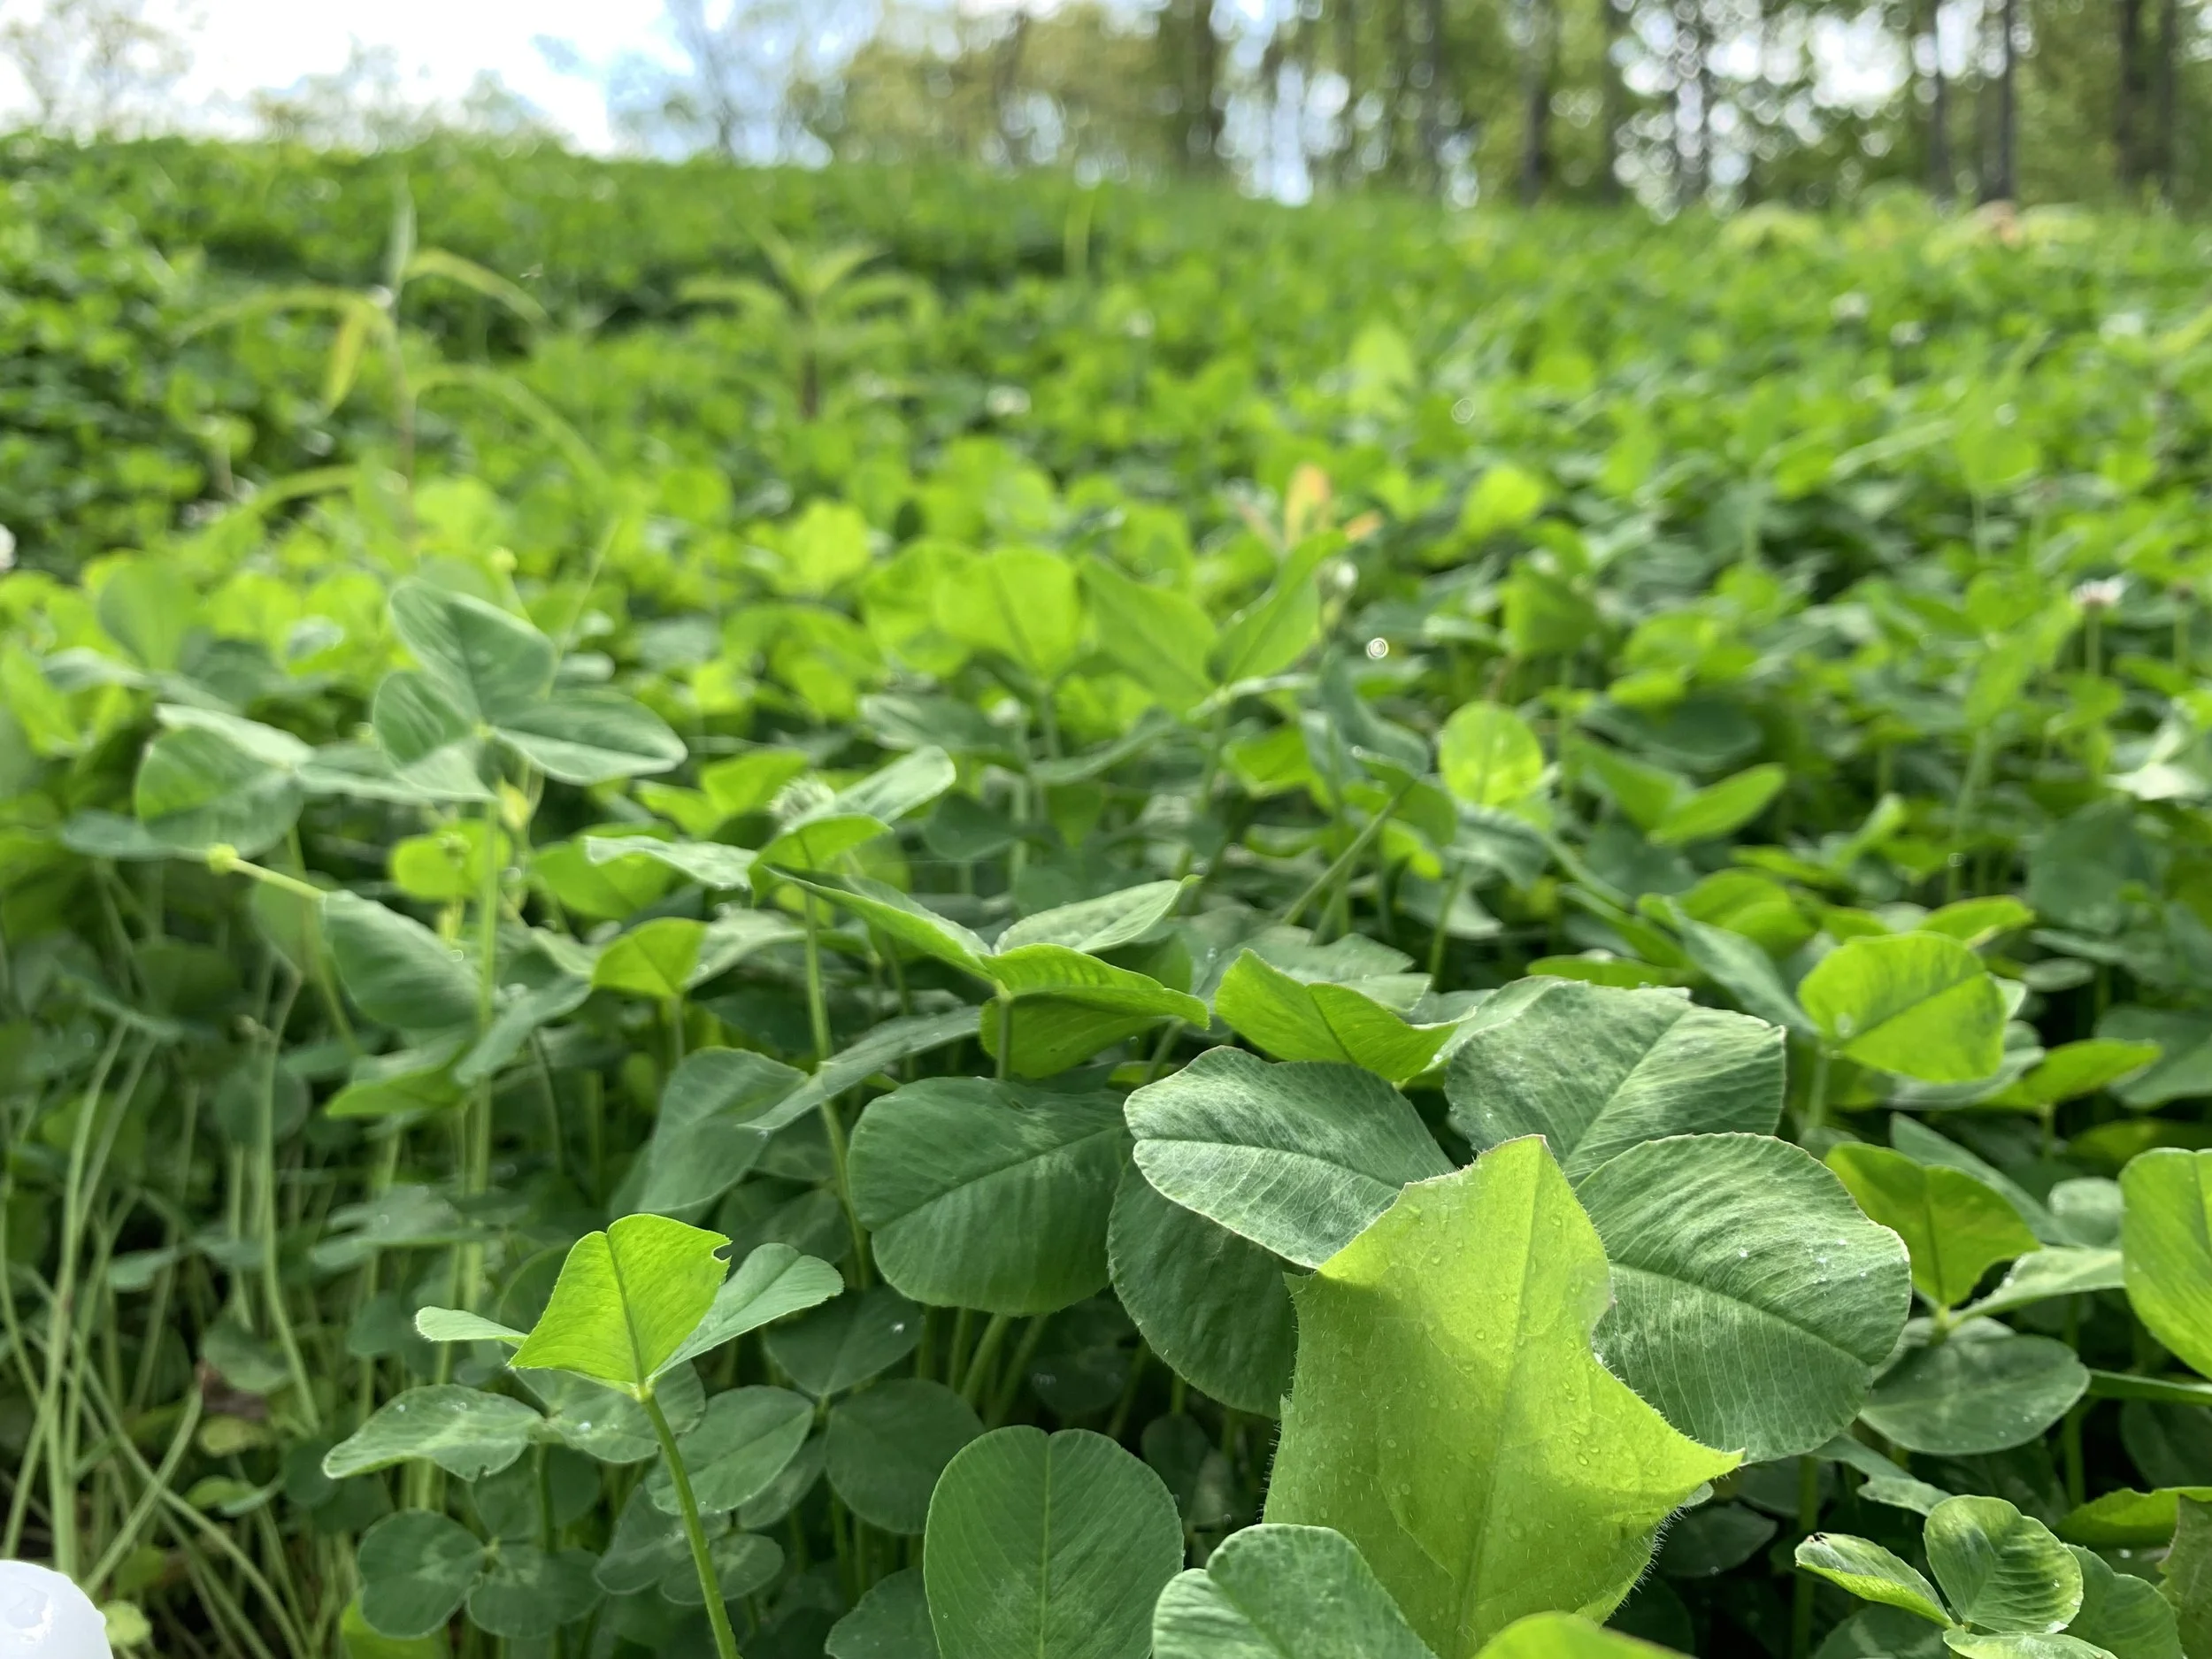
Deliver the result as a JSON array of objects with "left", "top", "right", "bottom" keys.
[{"left": 161, "top": 0, "right": 672, "bottom": 150}]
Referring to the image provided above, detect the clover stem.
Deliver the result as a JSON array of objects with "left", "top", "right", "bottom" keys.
[
  {"left": 995, "top": 996, "right": 1012, "bottom": 1082},
  {"left": 800, "top": 891, "right": 871, "bottom": 1284},
  {"left": 960, "top": 1312, "right": 1012, "bottom": 1406},
  {"left": 1801, "top": 1046, "right": 1831, "bottom": 1139},
  {"left": 1790, "top": 1454, "right": 1819, "bottom": 1659},
  {"left": 645, "top": 1389, "right": 742, "bottom": 1659}
]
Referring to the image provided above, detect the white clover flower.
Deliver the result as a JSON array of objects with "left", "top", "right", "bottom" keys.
[
  {"left": 2071, "top": 576, "right": 2125, "bottom": 611},
  {"left": 985, "top": 385, "right": 1031, "bottom": 419},
  {"left": 1831, "top": 292, "right": 1870, "bottom": 324},
  {"left": 0, "top": 524, "right": 15, "bottom": 573}
]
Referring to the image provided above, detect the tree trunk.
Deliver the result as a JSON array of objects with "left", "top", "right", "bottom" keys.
[
  {"left": 1927, "top": 0, "right": 1953, "bottom": 202},
  {"left": 1189, "top": 0, "right": 1222, "bottom": 172},
  {"left": 1601, "top": 0, "right": 1625, "bottom": 199},
  {"left": 1982, "top": 0, "right": 2016, "bottom": 200},
  {"left": 2155, "top": 0, "right": 2181, "bottom": 199},
  {"left": 1519, "top": 0, "right": 1556, "bottom": 203},
  {"left": 1336, "top": 0, "right": 1361, "bottom": 183},
  {"left": 1419, "top": 0, "right": 1446, "bottom": 193},
  {"left": 2118, "top": 0, "right": 2148, "bottom": 189}
]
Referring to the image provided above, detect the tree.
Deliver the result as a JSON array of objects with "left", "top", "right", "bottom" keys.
[{"left": 0, "top": 0, "right": 189, "bottom": 136}]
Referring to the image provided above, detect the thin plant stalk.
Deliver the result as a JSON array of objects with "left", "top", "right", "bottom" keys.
[{"left": 645, "top": 1390, "right": 742, "bottom": 1659}]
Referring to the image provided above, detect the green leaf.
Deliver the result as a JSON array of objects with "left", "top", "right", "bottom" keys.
[
  {"left": 465, "top": 1544, "right": 602, "bottom": 1639},
  {"left": 827, "top": 1379, "right": 984, "bottom": 1534},
  {"left": 357, "top": 1509, "right": 487, "bottom": 1640},
  {"left": 321, "top": 1385, "right": 542, "bottom": 1480},
  {"left": 764, "top": 1285, "right": 925, "bottom": 1398},
  {"left": 1460, "top": 463, "right": 1548, "bottom": 539},
  {"left": 2121, "top": 1150, "right": 2212, "bottom": 1381},
  {"left": 1151, "top": 1523, "right": 1438, "bottom": 1659},
  {"left": 1924, "top": 1495, "right": 2083, "bottom": 1634},
  {"left": 323, "top": 893, "right": 478, "bottom": 1032},
  {"left": 1800, "top": 934, "right": 2007, "bottom": 1082},
  {"left": 630, "top": 1049, "right": 806, "bottom": 1215},
  {"left": 780, "top": 872, "right": 991, "bottom": 976},
  {"left": 1861, "top": 1333, "right": 2090, "bottom": 1455},
  {"left": 390, "top": 580, "right": 553, "bottom": 724},
  {"left": 340, "top": 1598, "right": 442, "bottom": 1659},
  {"left": 746, "top": 1010, "right": 979, "bottom": 1138},
  {"left": 1649, "top": 764, "right": 1786, "bottom": 846},
  {"left": 520, "top": 1364, "right": 703, "bottom": 1465},
  {"left": 1445, "top": 980, "right": 1785, "bottom": 1181},
  {"left": 1921, "top": 898, "right": 2038, "bottom": 949},
  {"left": 648, "top": 1386, "right": 814, "bottom": 1515},
  {"left": 1439, "top": 703, "right": 1546, "bottom": 808},
  {"left": 2066, "top": 1544, "right": 2183, "bottom": 1659},
  {"left": 828, "top": 1569, "right": 940, "bottom": 1659},
  {"left": 2161, "top": 1497, "right": 2212, "bottom": 1659},
  {"left": 662, "top": 1242, "right": 844, "bottom": 1372},
  {"left": 923, "top": 1426, "right": 1184, "bottom": 1659},
  {"left": 1962, "top": 1249, "right": 2126, "bottom": 1320},
  {"left": 1211, "top": 545, "right": 1325, "bottom": 685},
  {"left": 413, "top": 1309, "right": 526, "bottom": 1345},
  {"left": 370, "top": 671, "right": 491, "bottom": 801},
  {"left": 1216, "top": 953, "right": 1460, "bottom": 1083},
  {"left": 1126, "top": 1046, "right": 1451, "bottom": 1269},
  {"left": 1079, "top": 557, "right": 1216, "bottom": 712},
  {"left": 2061, "top": 1488, "right": 2212, "bottom": 1548},
  {"left": 829, "top": 746, "right": 958, "bottom": 825},
  {"left": 508, "top": 1214, "right": 731, "bottom": 1394},
  {"left": 1578, "top": 1133, "right": 1912, "bottom": 1461},
  {"left": 1793, "top": 1534, "right": 1954, "bottom": 1625},
  {"left": 1939, "top": 1635, "right": 2114, "bottom": 1659},
  {"left": 1986, "top": 1041, "right": 2162, "bottom": 1110},
  {"left": 590, "top": 918, "right": 706, "bottom": 1000},
  {"left": 584, "top": 833, "right": 757, "bottom": 892},
  {"left": 1107, "top": 1167, "right": 1297, "bottom": 1417},
  {"left": 133, "top": 726, "right": 301, "bottom": 856},
  {"left": 942, "top": 546, "right": 1085, "bottom": 680},
  {"left": 850, "top": 1076, "right": 1129, "bottom": 1313},
  {"left": 493, "top": 691, "right": 687, "bottom": 785},
  {"left": 1474, "top": 1613, "right": 1686, "bottom": 1659},
  {"left": 1263, "top": 1137, "right": 1739, "bottom": 1658},
  {"left": 999, "top": 880, "right": 1187, "bottom": 954},
  {"left": 1656, "top": 903, "right": 1815, "bottom": 1036},
  {"left": 1827, "top": 1145, "right": 2038, "bottom": 1308}
]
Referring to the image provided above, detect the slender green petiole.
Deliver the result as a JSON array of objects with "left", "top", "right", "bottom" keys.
[{"left": 644, "top": 1388, "right": 742, "bottom": 1659}]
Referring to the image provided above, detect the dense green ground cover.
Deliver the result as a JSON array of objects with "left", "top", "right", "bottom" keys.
[{"left": 5, "top": 137, "right": 2212, "bottom": 1659}]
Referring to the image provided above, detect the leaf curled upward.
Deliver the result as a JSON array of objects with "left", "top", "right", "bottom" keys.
[{"left": 1263, "top": 1136, "right": 1738, "bottom": 1659}]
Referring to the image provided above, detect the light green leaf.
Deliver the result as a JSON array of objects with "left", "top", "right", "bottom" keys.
[
  {"left": 1578, "top": 1133, "right": 1912, "bottom": 1461},
  {"left": 630, "top": 1048, "right": 805, "bottom": 1214},
  {"left": 1473, "top": 1613, "right": 1686, "bottom": 1659},
  {"left": 1800, "top": 934, "right": 2007, "bottom": 1082},
  {"left": 1445, "top": 979, "right": 1785, "bottom": 1181},
  {"left": 1263, "top": 1138, "right": 1739, "bottom": 1658},
  {"left": 2120, "top": 1150, "right": 2212, "bottom": 1380},
  {"left": 2164, "top": 1497, "right": 2212, "bottom": 1659},
  {"left": 1439, "top": 703, "right": 1545, "bottom": 808},
  {"left": 1215, "top": 952, "right": 1459, "bottom": 1083},
  {"left": 412, "top": 1309, "right": 525, "bottom": 1345},
  {"left": 1925, "top": 1495, "right": 2083, "bottom": 1634},
  {"left": 662, "top": 1242, "right": 844, "bottom": 1373},
  {"left": 590, "top": 918, "right": 706, "bottom": 999},
  {"left": 1940, "top": 1635, "right": 2113, "bottom": 1659},
  {"left": 2060, "top": 1488, "right": 2212, "bottom": 1548},
  {"left": 1827, "top": 1144, "right": 2038, "bottom": 1308},
  {"left": 390, "top": 580, "right": 553, "bottom": 724},
  {"left": 1793, "top": 1534, "right": 1954, "bottom": 1625},
  {"left": 1861, "top": 1333, "right": 2089, "bottom": 1455},
  {"left": 1126, "top": 1046, "right": 1451, "bottom": 1269},
  {"left": 1649, "top": 764, "right": 1786, "bottom": 847},
  {"left": 941, "top": 545, "right": 1085, "bottom": 680},
  {"left": 508, "top": 1213, "right": 731, "bottom": 1394},
  {"left": 323, "top": 892, "right": 477, "bottom": 1032},
  {"left": 924, "top": 1426, "right": 1184, "bottom": 1659},
  {"left": 780, "top": 872, "right": 990, "bottom": 976},
  {"left": 321, "top": 1386, "right": 542, "bottom": 1480},
  {"left": 827, "top": 1379, "right": 984, "bottom": 1534},
  {"left": 1211, "top": 545, "right": 1325, "bottom": 686},
  {"left": 494, "top": 691, "right": 686, "bottom": 784},
  {"left": 850, "top": 1076, "right": 1129, "bottom": 1313},
  {"left": 1151, "top": 1523, "right": 1439, "bottom": 1659},
  {"left": 828, "top": 746, "right": 957, "bottom": 825},
  {"left": 1107, "top": 1167, "right": 1297, "bottom": 1417},
  {"left": 1986, "top": 1041, "right": 2162, "bottom": 1110},
  {"left": 1079, "top": 556, "right": 1216, "bottom": 712},
  {"left": 584, "top": 833, "right": 756, "bottom": 891}
]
